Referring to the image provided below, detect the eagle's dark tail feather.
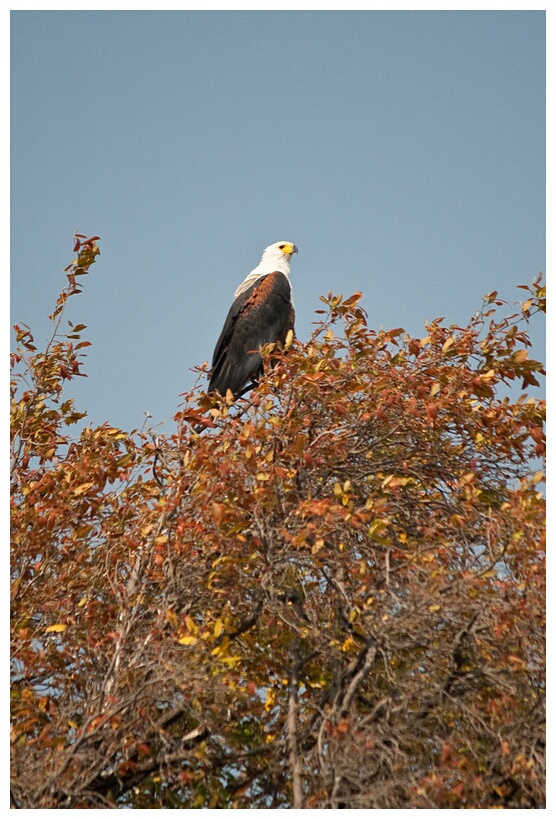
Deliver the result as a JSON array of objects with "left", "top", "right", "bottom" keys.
[{"left": 208, "top": 355, "right": 262, "bottom": 400}]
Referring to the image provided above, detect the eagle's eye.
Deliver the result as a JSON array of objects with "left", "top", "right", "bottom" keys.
[{"left": 278, "top": 244, "right": 285, "bottom": 249}]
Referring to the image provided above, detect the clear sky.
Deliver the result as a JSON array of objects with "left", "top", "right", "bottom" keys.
[{"left": 11, "top": 10, "right": 545, "bottom": 433}]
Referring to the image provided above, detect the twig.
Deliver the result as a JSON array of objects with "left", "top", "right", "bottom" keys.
[
  {"left": 338, "top": 643, "right": 378, "bottom": 717},
  {"left": 287, "top": 640, "right": 304, "bottom": 809}
]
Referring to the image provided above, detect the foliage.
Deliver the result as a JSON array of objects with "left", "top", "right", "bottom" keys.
[{"left": 10, "top": 236, "right": 545, "bottom": 808}]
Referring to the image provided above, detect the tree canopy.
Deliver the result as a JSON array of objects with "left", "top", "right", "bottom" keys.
[{"left": 10, "top": 235, "right": 545, "bottom": 808}]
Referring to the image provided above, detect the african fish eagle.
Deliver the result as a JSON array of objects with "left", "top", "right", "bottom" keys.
[{"left": 208, "top": 241, "right": 298, "bottom": 398}]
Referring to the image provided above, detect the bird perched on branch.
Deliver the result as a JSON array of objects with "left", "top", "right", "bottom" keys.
[{"left": 208, "top": 241, "right": 298, "bottom": 399}]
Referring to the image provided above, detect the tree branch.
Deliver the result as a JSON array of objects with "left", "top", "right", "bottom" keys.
[{"left": 287, "top": 640, "right": 304, "bottom": 809}]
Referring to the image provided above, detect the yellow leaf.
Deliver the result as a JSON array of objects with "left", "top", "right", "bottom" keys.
[
  {"left": 442, "top": 336, "right": 455, "bottom": 353},
  {"left": 429, "top": 604, "right": 441, "bottom": 613},
  {"left": 212, "top": 636, "right": 230, "bottom": 655},
  {"left": 184, "top": 615, "right": 198, "bottom": 633},
  {"left": 212, "top": 618, "right": 224, "bottom": 638},
  {"left": 72, "top": 482, "right": 94, "bottom": 496},
  {"left": 256, "top": 472, "right": 270, "bottom": 482},
  {"left": 430, "top": 382, "right": 441, "bottom": 397},
  {"left": 212, "top": 637, "right": 230, "bottom": 654},
  {"left": 219, "top": 655, "right": 241, "bottom": 667},
  {"left": 178, "top": 635, "right": 197, "bottom": 645},
  {"left": 45, "top": 624, "right": 67, "bottom": 633},
  {"left": 369, "top": 519, "right": 388, "bottom": 538},
  {"left": 153, "top": 534, "right": 168, "bottom": 546},
  {"left": 284, "top": 329, "right": 294, "bottom": 349},
  {"left": 116, "top": 452, "right": 134, "bottom": 468}
]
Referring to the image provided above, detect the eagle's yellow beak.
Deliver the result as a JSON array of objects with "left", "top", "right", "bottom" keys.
[{"left": 283, "top": 243, "right": 298, "bottom": 256}]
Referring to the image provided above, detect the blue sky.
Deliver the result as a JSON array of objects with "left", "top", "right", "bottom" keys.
[{"left": 11, "top": 10, "right": 545, "bottom": 433}]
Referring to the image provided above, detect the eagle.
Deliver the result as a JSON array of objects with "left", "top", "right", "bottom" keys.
[{"left": 208, "top": 241, "right": 298, "bottom": 399}]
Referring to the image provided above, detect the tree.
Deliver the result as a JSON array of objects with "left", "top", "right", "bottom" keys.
[{"left": 10, "top": 235, "right": 545, "bottom": 808}]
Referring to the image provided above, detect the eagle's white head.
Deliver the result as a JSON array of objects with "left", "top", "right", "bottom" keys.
[
  {"left": 260, "top": 241, "right": 298, "bottom": 266},
  {"left": 235, "top": 241, "right": 298, "bottom": 298}
]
